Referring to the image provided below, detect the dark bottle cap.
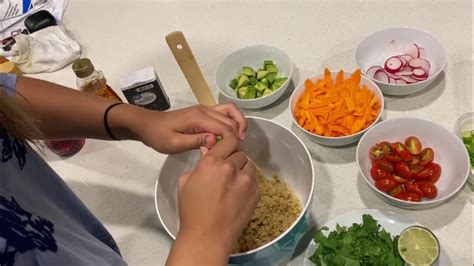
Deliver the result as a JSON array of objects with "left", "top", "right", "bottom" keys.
[{"left": 72, "top": 58, "right": 95, "bottom": 78}]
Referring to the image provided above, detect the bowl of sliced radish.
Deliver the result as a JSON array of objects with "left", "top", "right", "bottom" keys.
[{"left": 355, "top": 27, "right": 446, "bottom": 96}]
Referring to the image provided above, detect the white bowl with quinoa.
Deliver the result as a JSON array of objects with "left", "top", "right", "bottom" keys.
[{"left": 155, "top": 116, "right": 315, "bottom": 265}]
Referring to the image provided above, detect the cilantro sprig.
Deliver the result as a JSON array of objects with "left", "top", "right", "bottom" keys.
[{"left": 310, "top": 214, "right": 404, "bottom": 266}]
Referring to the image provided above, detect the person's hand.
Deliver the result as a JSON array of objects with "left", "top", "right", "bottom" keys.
[
  {"left": 166, "top": 137, "right": 259, "bottom": 266},
  {"left": 131, "top": 103, "right": 246, "bottom": 154}
]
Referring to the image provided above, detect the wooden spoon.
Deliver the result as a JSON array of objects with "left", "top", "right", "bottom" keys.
[{"left": 165, "top": 31, "right": 216, "bottom": 106}]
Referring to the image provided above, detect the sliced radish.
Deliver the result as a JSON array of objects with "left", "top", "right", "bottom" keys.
[
  {"left": 386, "top": 71, "right": 402, "bottom": 79},
  {"left": 373, "top": 70, "right": 390, "bottom": 83},
  {"left": 396, "top": 70, "right": 413, "bottom": 76},
  {"left": 405, "top": 43, "right": 419, "bottom": 58},
  {"left": 411, "top": 75, "right": 428, "bottom": 81},
  {"left": 412, "top": 68, "right": 428, "bottom": 78},
  {"left": 366, "top": 66, "right": 384, "bottom": 78},
  {"left": 400, "top": 54, "right": 414, "bottom": 63},
  {"left": 367, "top": 42, "right": 430, "bottom": 85},
  {"left": 401, "top": 75, "right": 417, "bottom": 84},
  {"left": 384, "top": 56, "right": 403, "bottom": 73},
  {"left": 395, "top": 79, "right": 407, "bottom": 85},
  {"left": 397, "top": 56, "right": 408, "bottom": 68},
  {"left": 408, "top": 58, "right": 430, "bottom": 71},
  {"left": 414, "top": 43, "right": 422, "bottom": 58}
]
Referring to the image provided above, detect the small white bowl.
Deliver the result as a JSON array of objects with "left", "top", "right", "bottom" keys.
[
  {"left": 289, "top": 71, "right": 384, "bottom": 147},
  {"left": 356, "top": 117, "right": 470, "bottom": 209},
  {"left": 355, "top": 27, "right": 447, "bottom": 96},
  {"left": 215, "top": 45, "right": 292, "bottom": 109},
  {"left": 455, "top": 112, "right": 474, "bottom": 187}
]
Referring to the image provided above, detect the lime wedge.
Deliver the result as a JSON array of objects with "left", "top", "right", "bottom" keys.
[{"left": 398, "top": 226, "right": 440, "bottom": 266}]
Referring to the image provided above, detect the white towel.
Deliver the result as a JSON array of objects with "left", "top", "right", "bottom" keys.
[{"left": 2, "top": 26, "right": 81, "bottom": 74}]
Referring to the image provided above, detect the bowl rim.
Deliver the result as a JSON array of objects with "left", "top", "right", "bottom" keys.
[
  {"left": 354, "top": 26, "right": 447, "bottom": 87},
  {"left": 154, "top": 116, "right": 315, "bottom": 257},
  {"left": 356, "top": 117, "right": 471, "bottom": 207},
  {"left": 214, "top": 44, "right": 293, "bottom": 102},
  {"left": 288, "top": 71, "right": 385, "bottom": 140}
]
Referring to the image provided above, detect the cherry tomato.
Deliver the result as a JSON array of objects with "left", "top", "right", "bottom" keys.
[
  {"left": 379, "top": 141, "right": 393, "bottom": 155},
  {"left": 393, "top": 174, "right": 411, "bottom": 183},
  {"left": 370, "top": 166, "right": 392, "bottom": 181},
  {"left": 419, "top": 147, "right": 434, "bottom": 166},
  {"left": 404, "top": 183, "right": 424, "bottom": 197},
  {"left": 388, "top": 185, "right": 404, "bottom": 197},
  {"left": 405, "top": 136, "right": 422, "bottom": 155},
  {"left": 419, "top": 182, "right": 438, "bottom": 199},
  {"left": 375, "top": 178, "right": 399, "bottom": 192},
  {"left": 395, "top": 192, "right": 422, "bottom": 202},
  {"left": 415, "top": 168, "right": 433, "bottom": 180},
  {"left": 393, "top": 142, "right": 412, "bottom": 161},
  {"left": 414, "top": 180, "right": 432, "bottom": 186},
  {"left": 372, "top": 159, "right": 394, "bottom": 173},
  {"left": 409, "top": 165, "right": 424, "bottom": 175},
  {"left": 385, "top": 154, "right": 402, "bottom": 163},
  {"left": 394, "top": 162, "right": 413, "bottom": 179},
  {"left": 426, "top": 163, "right": 441, "bottom": 183},
  {"left": 370, "top": 145, "right": 385, "bottom": 160},
  {"left": 408, "top": 155, "right": 420, "bottom": 165}
]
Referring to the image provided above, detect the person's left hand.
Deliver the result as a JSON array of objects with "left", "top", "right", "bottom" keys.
[
  {"left": 128, "top": 103, "right": 247, "bottom": 154},
  {"left": 166, "top": 134, "right": 258, "bottom": 266}
]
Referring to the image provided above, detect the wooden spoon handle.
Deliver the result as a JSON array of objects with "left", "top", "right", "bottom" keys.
[{"left": 165, "top": 31, "right": 216, "bottom": 106}]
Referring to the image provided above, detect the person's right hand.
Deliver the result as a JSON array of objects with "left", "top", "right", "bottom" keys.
[{"left": 166, "top": 136, "right": 259, "bottom": 266}]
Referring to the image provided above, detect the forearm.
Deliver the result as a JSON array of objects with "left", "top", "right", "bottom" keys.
[
  {"left": 166, "top": 230, "right": 231, "bottom": 266},
  {"left": 14, "top": 76, "right": 142, "bottom": 140}
]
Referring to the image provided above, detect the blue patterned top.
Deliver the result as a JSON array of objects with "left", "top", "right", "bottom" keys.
[{"left": 0, "top": 74, "right": 126, "bottom": 266}]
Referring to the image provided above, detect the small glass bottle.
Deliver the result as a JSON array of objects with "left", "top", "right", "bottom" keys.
[{"left": 71, "top": 58, "right": 122, "bottom": 101}]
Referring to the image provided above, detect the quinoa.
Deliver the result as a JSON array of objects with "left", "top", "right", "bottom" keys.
[{"left": 232, "top": 169, "right": 303, "bottom": 253}]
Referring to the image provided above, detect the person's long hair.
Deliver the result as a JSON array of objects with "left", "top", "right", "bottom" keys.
[{"left": 0, "top": 87, "right": 42, "bottom": 146}]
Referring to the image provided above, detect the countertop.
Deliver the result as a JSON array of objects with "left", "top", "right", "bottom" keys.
[{"left": 33, "top": 0, "right": 472, "bottom": 265}]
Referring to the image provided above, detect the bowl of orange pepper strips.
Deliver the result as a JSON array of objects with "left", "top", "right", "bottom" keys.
[{"left": 289, "top": 68, "right": 384, "bottom": 146}]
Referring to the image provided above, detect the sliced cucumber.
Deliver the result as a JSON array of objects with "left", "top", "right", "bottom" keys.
[
  {"left": 229, "top": 79, "right": 237, "bottom": 90},
  {"left": 263, "top": 88, "right": 273, "bottom": 96},
  {"left": 255, "top": 82, "right": 268, "bottom": 93},
  {"left": 265, "top": 64, "right": 278, "bottom": 74},
  {"left": 242, "top": 66, "right": 256, "bottom": 77},
  {"left": 237, "top": 75, "right": 250, "bottom": 88},
  {"left": 263, "top": 60, "right": 274, "bottom": 67},
  {"left": 249, "top": 77, "right": 258, "bottom": 86},
  {"left": 228, "top": 60, "right": 287, "bottom": 99},
  {"left": 257, "top": 70, "right": 268, "bottom": 79}
]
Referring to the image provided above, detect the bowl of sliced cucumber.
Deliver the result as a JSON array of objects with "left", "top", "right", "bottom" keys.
[{"left": 215, "top": 45, "right": 292, "bottom": 109}]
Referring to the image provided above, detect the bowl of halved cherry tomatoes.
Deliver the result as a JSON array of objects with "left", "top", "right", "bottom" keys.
[{"left": 356, "top": 117, "right": 470, "bottom": 209}]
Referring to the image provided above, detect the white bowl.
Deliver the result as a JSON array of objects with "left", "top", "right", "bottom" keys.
[
  {"left": 355, "top": 27, "right": 447, "bottom": 96},
  {"left": 155, "top": 116, "right": 314, "bottom": 265},
  {"left": 289, "top": 71, "right": 384, "bottom": 147},
  {"left": 356, "top": 117, "right": 470, "bottom": 209},
  {"left": 215, "top": 45, "right": 293, "bottom": 109}
]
